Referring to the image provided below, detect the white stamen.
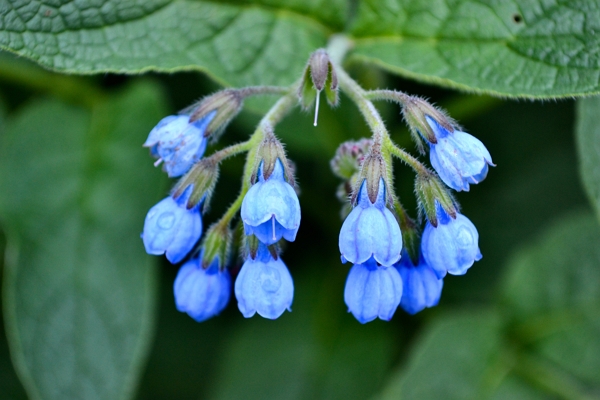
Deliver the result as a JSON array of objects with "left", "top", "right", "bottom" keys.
[
  {"left": 153, "top": 158, "right": 163, "bottom": 167},
  {"left": 272, "top": 215, "right": 276, "bottom": 241},
  {"left": 313, "top": 92, "right": 320, "bottom": 127}
]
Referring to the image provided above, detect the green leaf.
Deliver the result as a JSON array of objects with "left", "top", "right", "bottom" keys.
[
  {"left": 0, "top": 82, "right": 166, "bottom": 399},
  {"left": 503, "top": 211, "right": 600, "bottom": 391},
  {"left": 576, "top": 97, "right": 600, "bottom": 222},
  {"left": 350, "top": 0, "right": 600, "bottom": 98},
  {"left": 376, "top": 310, "right": 513, "bottom": 400},
  {"left": 0, "top": 0, "right": 346, "bottom": 87}
]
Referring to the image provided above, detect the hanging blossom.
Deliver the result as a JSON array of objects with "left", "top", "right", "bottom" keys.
[
  {"left": 421, "top": 204, "right": 482, "bottom": 279},
  {"left": 339, "top": 178, "right": 402, "bottom": 266},
  {"left": 235, "top": 243, "right": 294, "bottom": 319},
  {"left": 143, "top": 112, "right": 216, "bottom": 178},
  {"left": 241, "top": 158, "right": 301, "bottom": 245},
  {"left": 142, "top": 187, "right": 202, "bottom": 264},
  {"left": 395, "top": 249, "right": 443, "bottom": 315}
]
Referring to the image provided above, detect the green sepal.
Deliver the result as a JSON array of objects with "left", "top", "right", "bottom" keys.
[
  {"left": 172, "top": 158, "right": 220, "bottom": 210},
  {"left": 188, "top": 89, "right": 243, "bottom": 140},
  {"left": 402, "top": 96, "right": 456, "bottom": 152},
  {"left": 201, "top": 223, "right": 232, "bottom": 271},
  {"left": 254, "top": 128, "right": 295, "bottom": 186},
  {"left": 415, "top": 169, "right": 457, "bottom": 227}
]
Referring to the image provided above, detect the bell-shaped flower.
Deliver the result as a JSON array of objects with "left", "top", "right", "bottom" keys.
[
  {"left": 426, "top": 116, "right": 493, "bottom": 192},
  {"left": 143, "top": 112, "right": 215, "bottom": 178},
  {"left": 142, "top": 189, "right": 202, "bottom": 264},
  {"left": 234, "top": 243, "right": 294, "bottom": 319},
  {"left": 339, "top": 179, "right": 402, "bottom": 266},
  {"left": 173, "top": 254, "right": 231, "bottom": 322},
  {"left": 241, "top": 159, "right": 301, "bottom": 245},
  {"left": 421, "top": 206, "right": 482, "bottom": 279},
  {"left": 344, "top": 258, "right": 403, "bottom": 324},
  {"left": 395, "top": 250, "right": 443, "bottom": 315}
]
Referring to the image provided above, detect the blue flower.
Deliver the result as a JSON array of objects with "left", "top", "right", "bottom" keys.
[
  {"left": 339, "top": 179, "right": 402, "bottom": 266},
  {"left": 395, "top": 250, "right": 443, "bottom": 315},
  {"left": 173, "top": 255, "right": 231, "bottom": 322},
  {"left": 344, "top": 258, "right": 403, "bottom": 323},
  {"left": 241, "top": 159, "right": 300, "bottom": 245},
  {"left": 142, "top": 190, "right": 202, "bottom": 264},
  {"left": 421, "top": 206, "right": 482, "bottom": 278},
  {"left": 234, "top": 243, "right": 294, "bottom": 319},
  {"left": 143, "top": 112, "right": 215, "bottom": 178},
  {"left": 426, "top": 116, "right": 493, "bottom": 192}
]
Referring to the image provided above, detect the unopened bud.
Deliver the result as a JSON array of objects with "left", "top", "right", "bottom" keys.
[
  {"left": 415, "top": 169, "right": 457, "bottom": 227},
  {"left": 298, "top": 49, "right": 339, "bottom": 125},
  {"left": 330, "top": 138, "right": 372, "bottom": 180},
  {"left": 200, "top": 223, "right": 232, "bottom": 270},
  {"left": 172, "top": 158, "right": 219, "bottom": 210},
  {"left": 189, "top": 89, "right": 243, "bottom": 139},
  {"left": 402, "top": 96, "right": 455, "bottom": 152}
]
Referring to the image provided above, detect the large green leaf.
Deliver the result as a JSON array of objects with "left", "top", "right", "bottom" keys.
[
  {"left": 0, "top": 82, "right": 166, "bottom": 399},
  {"left": 350, "top": 0, "right": 600, "bottom": 98},
  {"left": 0, "top": 0, "right": 344, "bottom": 87},
  {"left": 375, "top": 311, "right": 517, "bottom": 400},
  {"left": 576, "top": 97, "right": 600, "bottom": 222},
  {"left": 503, "top": 211, "right": 600, "bottom": 391}
]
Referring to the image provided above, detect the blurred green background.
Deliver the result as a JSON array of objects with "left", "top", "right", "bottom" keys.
[{"left": 0, "top": 51, "right": 598, "bottom": 400}]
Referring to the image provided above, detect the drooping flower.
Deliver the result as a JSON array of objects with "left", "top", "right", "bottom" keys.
[
  {"left": 241, "top": 158, "right": 301, "bottom": 245},
  {"left": 339, "top": 179, "right": 402, "bottom": 266},
  {"left": 234, "top": 243, "right": 294, "bottom": 319},
  {"left": 395, "top": 250, "right": 443, "bottom": 315},
  {"left": 426, "top": 116, "right": 493, "bottom": 192},
  {"left": 142, "top": 189, "right": 202, "bottom": 264},
  {"left": 344, "top": 258, "right": 403, "bottom": 324},
  {"left": 421, "top": 205, "right": 482, "bottom": 278},
  {"left": 173, "top": 254, "right": 231, "bottom": 322},
  {"left": 143, "top": 112, "right": 215, "bottom": 178}
]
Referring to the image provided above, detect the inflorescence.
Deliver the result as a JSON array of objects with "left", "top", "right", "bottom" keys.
[{"left": 140, "top": 36, "right": 493, "bottom": 323}]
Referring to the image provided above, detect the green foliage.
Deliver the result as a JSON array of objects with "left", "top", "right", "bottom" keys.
[
  {"left": 0, "top": 0, "right": 339, "bottom": 87},
  {"left": 376, "top": 211, "right": 600, "bottom": 399},
  {"left": 576, "top": 97, "right": 600, "bottom": 222},
  {"left": 351, "top": 0, "right": 600, "bottom": 98},
  {"left": 0, "top": 82, "right": 166, "bottom": 400},
  {"left": 1, "top": 1, "right": 599, "bottom": 97}
]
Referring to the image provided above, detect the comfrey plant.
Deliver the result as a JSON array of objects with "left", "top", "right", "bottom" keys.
[{"left": 141, "top": 36, "right": 492, "bottom": 323}]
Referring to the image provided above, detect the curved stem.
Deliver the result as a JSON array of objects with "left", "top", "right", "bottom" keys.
[
  {"left": 208, "top": 140, "right": 253, "bottom": 163},
  {"left": 385, "top": 137, "right": 428, "bottom": 174},
  {"left": 238, "top": 86, "right": 291, "bottom": 98},
  {"left": 365, "top": 89, "right": 411, "bottom": 105}
]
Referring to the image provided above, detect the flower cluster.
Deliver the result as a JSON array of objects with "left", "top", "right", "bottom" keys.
[
  {"left": 335, "top": 94, "right": 492, "bottom": 323},
  {"left": 138, "top": 47, "right": 493, "bottom": 325},
  {"left": 141, "top": 91, "right": 301, "bottom": 322}
]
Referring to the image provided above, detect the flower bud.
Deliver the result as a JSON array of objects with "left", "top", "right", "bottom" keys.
[
  {"left": 171, "top": 157, "right": 219, "bottom": 210},
  {"left": 200, "top": 223, "right": 232, "bottom": 271},
  {"left": 298, "top": 49, "right": 339, "bottom": 124},
  {"left": 330, "top": 138, "right": 372, "bottom": 180},
  {"left": 415, "top": 169, "right": 457, "bottom": 227},
  {"left": 402, "top": 96, "right": 455, "bottom": 152},
  {"left": 188, "top": 89, "right": 244, "bottom": 139}
]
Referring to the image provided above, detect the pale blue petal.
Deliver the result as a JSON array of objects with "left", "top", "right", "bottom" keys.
[
  {"left": 344, "top": 261, "right": 402, "bottom": 323},
  {"left": 174, "top": 258, "right": 231, "bottom": 322},
  {"left": 234, "top": 250, "right": 294, "bottom": 320},
  {"left": 421, "top": 213, "right": 480, "bottom": 278}
]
